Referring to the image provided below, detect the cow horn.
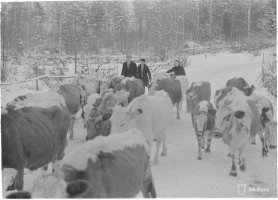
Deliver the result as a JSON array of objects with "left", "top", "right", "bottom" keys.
[{"left": 66, "top": 179, "right": 92, "bottom": 198}]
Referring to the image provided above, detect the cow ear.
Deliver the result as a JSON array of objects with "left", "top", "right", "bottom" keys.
[
  {"left": 208, "top": 108, "right": 216, "bottom": 117},
  {"left": 118, "top": 102, "right": 124, "bottom": 107},
  {"left": 262, "top": 107, "right": 270, "bottom": 114},
  {"left": 102, "top": 112, "right": 112, "bottom": 121},
  {"left": 6, "top": 191, "right": 32, "bottom": 199},
  {"left": 66, "top": 179, "right": 91, "bottom": 198},
  {"left": 129, "top": 108, "right": 143, "bottom": 119},
  {"left": 234, "top": 111, "right": 245, "bottom": 119}
]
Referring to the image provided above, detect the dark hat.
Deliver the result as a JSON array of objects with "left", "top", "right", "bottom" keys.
[{"left": 140, "top": 58, "right": 145, "bottom": 62}]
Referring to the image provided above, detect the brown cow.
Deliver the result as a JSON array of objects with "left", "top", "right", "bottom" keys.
[
  {"left": 6, "top": 129, "right": 156, "bottom": 198},
  {"left": 2, "top": 90, "right": 70, "bottom": 191}
]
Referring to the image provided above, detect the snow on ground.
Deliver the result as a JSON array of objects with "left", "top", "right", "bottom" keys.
[{"left": 1, "top": 50, "right": 277, "bottom": 198}]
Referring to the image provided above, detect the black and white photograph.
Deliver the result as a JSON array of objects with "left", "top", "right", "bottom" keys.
[{"left": 1, "top": 0, "right": 277, "bottom": 198}]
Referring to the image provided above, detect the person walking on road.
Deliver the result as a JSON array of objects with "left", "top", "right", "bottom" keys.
[{"left": 121, "top": 55, "right": 138, "bottom": 78}]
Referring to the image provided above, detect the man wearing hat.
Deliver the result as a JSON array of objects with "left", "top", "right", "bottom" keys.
[
  {"left": 121, "top": 55, "right": 138, "bottom": 78},
  {"left": 137, "top": 58, "right": 151, "bottom": 87}
]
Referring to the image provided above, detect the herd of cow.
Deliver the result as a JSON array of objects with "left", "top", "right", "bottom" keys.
[{"left": 1, "top": 73, "right": 277, "bottom": 198}]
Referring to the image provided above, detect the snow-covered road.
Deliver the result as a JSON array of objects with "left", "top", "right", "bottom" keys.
[{"left": 2, "top": 50, "right": 277, "bottom": 197}]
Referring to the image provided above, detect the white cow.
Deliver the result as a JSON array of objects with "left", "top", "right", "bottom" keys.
[
  {"left": 215, "top": 95, "right": 267, "bottom": 176},
  {"left": 111, "top": 92, "right": 175, "bottom": 164}
]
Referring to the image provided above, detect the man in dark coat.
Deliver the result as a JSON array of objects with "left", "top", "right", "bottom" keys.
[
  {"left": 166, "top": 60, "right": 186, "bottom": 77},
  {"left": 121, "top": 55, "right": 138, "bottom": 78},
  {"left": 137, "top": 59, "right": 152, "bottom": 87}
]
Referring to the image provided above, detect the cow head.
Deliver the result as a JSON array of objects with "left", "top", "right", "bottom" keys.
[
  {"left": 110, "top": 105, "right": 143, "bottom": 134},
  {"left": 186, "top": 89, "right": 199, "bottom": 113},
  {"left": 215, "top": 103, "right": 251, "bottom": 145},
  {"left": 6, "top": 174, "right": 68, "bottom": 198},
  {"left": 192, "top": 101, "right": 216, "bottom": 135},
  {"left": 243, "top": 85, "right": 255, "bottom": 96},
  {"left": 86, "top": 108, "right": 111, "bottom": 141},
  {"left": 265, "top": 121, "right": 277, "bottom": 149},
  {"left": 110, "top": 76, "right": 124, "bottom": 92},
  {"left": 148, "top": 79, "right": 159, "bottom": 95}
]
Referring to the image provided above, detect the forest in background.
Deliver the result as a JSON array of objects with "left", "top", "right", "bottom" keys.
[{"left": 1, "top": 0, "right": 276, "bottom": 82}]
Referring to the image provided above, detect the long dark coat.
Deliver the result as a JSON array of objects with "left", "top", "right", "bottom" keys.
[
  {"left": 121, "top": 61, "right": 138, "bottom": 78},
  {"left": 137, "top": 64, "right": 151, "bottom": 87}
]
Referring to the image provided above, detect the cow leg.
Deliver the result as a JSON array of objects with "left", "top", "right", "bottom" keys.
[
  {"left": 257, "top": 132, "right": 268, "bottom": 157},
  {"left": 176, "top": 104, "right": 180, "bottom": 119},
  {"left": 205, "top": 131, "right": 212, "bottom": 153},
  {"left": 229, "top": 154, "right": 237, "bottom": 177},
  {"left": 161, "top": 133, "right": 167, "bottom": 157},
  {"left": 142, "top": 174, "right": 156, "bottom": 198},
  {"left": 264, "top": 132, "right": 269, "bottom": 153},
  {"left": 250, "top": 136, "right": 256, "bottom": 145},
  {"left": 154, "top": 139, "right": 161, "bottom": 165},
  {"left": 239, "top": 147, "right": 246, "bottom": 171},
  {"left": 69, "top": 116, "right": 75, "bottom": 140},
  {"left": 179, "top": 95, "right": 184, "bottom": 111},
  {"left": 195, "top": 133, "right": 203, "bottom": 160},
  {"left": 14, "top": 168, "right": 24, "bottom": 191}
]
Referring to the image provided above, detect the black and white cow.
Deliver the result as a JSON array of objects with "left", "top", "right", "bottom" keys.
[
  {"left": 191, "top": 101, "right": 216, "bottom": 160},
  {"left": 215, "top": 95, "right": 268, "bottom": 176},
  {"left": 186, "top": 81, "right": 211, "bottom": 113},
  {"left": 226, "top": 77, "right": 255, "bottom": 96},
  {"left": 6, "top": 129, "right": 156, "bottom": 198},
  {"left": 2, "top": 89, "right": 70, "bottom": 190},
  {"left": 214, "top": 86, "right": 275, "bottom": 146}
]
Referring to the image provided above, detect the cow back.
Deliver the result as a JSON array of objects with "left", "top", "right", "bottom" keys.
[{"left": 2, "top": 106, "right": 69, "bottom": 170}]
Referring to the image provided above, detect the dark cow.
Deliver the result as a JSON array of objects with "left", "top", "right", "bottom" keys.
[
  {"left": 7, "top": 129, "right": 156, "bottom": 198},
  {"left": 2, "top": 90, "right": 70, "bottom": 190},
  {"left": 191, "top": 101, "right": 216, "bottom": 160},
  {"left": 149, "top": 78, "right": 182, "bottom": 119},
  {"left": 111, "top": 76, "right": 145, "bottom": 103},
  {"left": 186, "top": 81, "right": 211, "bottom": 113},
  {"left": 226, "top": 77, "right": 255, "bottom": 96}
]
